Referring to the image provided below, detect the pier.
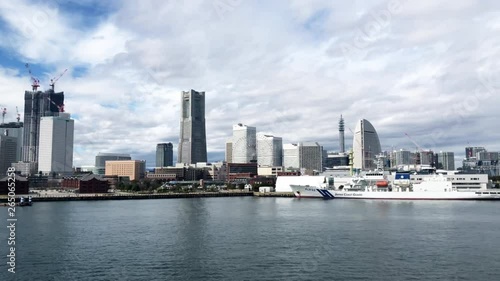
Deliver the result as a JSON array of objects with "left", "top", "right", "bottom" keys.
[
  {"left": 253, "top": 192, "right": 295, "bottom": 197},
  {"left": 0, "top": 191, "right": 299, "bottom": 204},
  {"left": 0, "top": 191, "right": 254, "bottom": 203}
]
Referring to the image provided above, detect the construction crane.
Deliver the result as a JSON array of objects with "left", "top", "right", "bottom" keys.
[
  {"left": 25, "top": 63, "right": 40, "bottom": 91},
  {"left": 50, "top": 69, "right": 68, "bottom": 91},
  {"left": 404, "top": 132, "right": 425, "bottom": 152},
  {"left": 404, "top": 132, "right": 436, "bottom": 169},
  {"left": 16, "top": 106, "right": 20, "bottom": 123},
  {"left": 47, "top": 97, "right": 64, "bottom": 113},
  {"left": 1, "top": 107, "right": 6, "bottom": 124}
]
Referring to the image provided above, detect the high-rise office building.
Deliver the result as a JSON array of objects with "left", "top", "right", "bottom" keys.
[
  {"left": 283, "top": 143, "right": 299, "bottom": 169},
  {"left": 0, "top": 135, "right": 17, "bottom": 176},
  {"left": 299, "top": 142, "right": 323, "bottom": 172},
  {"left": 95, "top": 153, "right": 132, "bottom": 175},
  {"left": 465, "top": 147, "right": 486, "bottom": 160},
  {"left": 353, "top": 119, "right": 382, "bottom": 170},
  {"left": 419, "top": 150, "right": 435, "bottom": 166},
  {"left": 257, "top": 133, "right": 283, "bottom": 167},
  {"left": 282, "top": 142, "right": 323, "bottom": 172},
  {"left": 38, "top": 112, "right": 74, "bottom": 174},
  {"left": 22, "top": 90, "right": 64, "bottom": 173},
  {"left": 156, "top": 143, "right": 173, "bottom": 167},
  {"left": 0, "top": 122, "right": 23, "bottom": 162},
  {"left": 178, "top": 90, "right": 207, "bottom": 164},
  {"left": 477, "top": 151, "right": 499, "bottom": 161},
  {"left": 437, "top": 151, "right": 455, "bottom": 170},
  {"left": 392, "top": 149, "right": 412, "bottom": 167},
  {"left": 232, "top": 123, "right": 257, "bottom": 163},
  {"left": 225, "top": 139, "right": 233, "bottom": 163}
]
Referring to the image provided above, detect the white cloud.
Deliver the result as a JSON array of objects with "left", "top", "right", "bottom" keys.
[{"left": 1, "top": 0, "right": 500, "bottom": 167}]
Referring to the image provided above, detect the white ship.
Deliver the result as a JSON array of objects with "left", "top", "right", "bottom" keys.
[{"left": 291, "top": 174, "right": 500, "bottom": 200}]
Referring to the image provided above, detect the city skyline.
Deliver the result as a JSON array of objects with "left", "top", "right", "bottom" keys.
[{"left": 0, "top": 1, "right": 499, "bottom": 167}]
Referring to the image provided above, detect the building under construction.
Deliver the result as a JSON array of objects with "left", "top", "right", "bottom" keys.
[{"left": 21, "top": 89, "right": 64, "bottom": 172}]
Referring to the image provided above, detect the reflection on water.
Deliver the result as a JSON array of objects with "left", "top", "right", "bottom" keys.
[{"left": 1, "top": 198, "right": 500, "bottom": 280}]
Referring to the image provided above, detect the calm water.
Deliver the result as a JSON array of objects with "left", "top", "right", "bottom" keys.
[{"left": 1, "top": 197, "right": 500, "bottom": 280}]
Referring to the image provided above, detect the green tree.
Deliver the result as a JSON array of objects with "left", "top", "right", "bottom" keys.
[{"left": 117, "top": 182, "right": 125, "bottom": 190}]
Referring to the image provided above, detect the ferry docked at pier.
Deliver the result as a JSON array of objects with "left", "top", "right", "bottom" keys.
[
  {"left": 290, "top": 174, "right": 500, "bottom": 200},
  {"left": 1, "top": 196, "right": 33, "bottom": 207}
]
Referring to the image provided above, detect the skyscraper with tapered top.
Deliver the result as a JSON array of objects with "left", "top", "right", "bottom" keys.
[
  {"left": 353, "top": 119, "right": 381, "bottom": 170},
  {"left": 178, "top": 90, "right": 207, "bottom": 164}
]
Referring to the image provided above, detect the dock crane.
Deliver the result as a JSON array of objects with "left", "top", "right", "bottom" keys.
[
  {"left": 25, "top": 63, "right": 40, "bottom": 91},
  {"left": 50, "top": 69, "right": 68, "bottom": 91}
]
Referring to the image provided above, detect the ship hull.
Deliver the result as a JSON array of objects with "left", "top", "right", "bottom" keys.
[
  {"left": 332, "top": 190, "right": 500, "bottom": 200},
  {"left": 290, "top": 185, "right": 334, "bottom": 199},
  {"left": 290, "top": 185, "right": 500, "bottom": 200}
]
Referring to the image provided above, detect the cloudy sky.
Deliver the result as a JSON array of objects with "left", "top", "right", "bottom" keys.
[{"left": 0, "top": 0, "right": 499, "bottom": 167}]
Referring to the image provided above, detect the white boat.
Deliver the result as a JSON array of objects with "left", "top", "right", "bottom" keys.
[
  {"left": 290, "top": 174, "right": 500, "bottom": 200},
  {"left": 291, "top": 185, "right": 335, "bottom": 199}
]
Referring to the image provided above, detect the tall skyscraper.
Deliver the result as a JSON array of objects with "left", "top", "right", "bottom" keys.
[
  {"left": 339, "top": 115, "right": 345, "bottom": 153},
  {"left": 156, "top": 143, "right": 173, "bottom": 167},
  {"left": 0, "top": 122, "right": 23, "bottom": 162},
  {"left": 353, "top": 119, "right": 382, "bottom": 170},
  {"left": 392, "top": 149, "right": 412, "bottom": 167},
  {"left": 232, "top": 123, "right": 257, "bottom": 163},
  {"left": 178, "top": 90, "right": 207, "bottom": 164},
  {"left": 22, "top": 89, "right": 64, "bottom": 170},
  {"left": 38, "top": 112, "right": 74, "bottom": 174},
  {"left": 437, "top": 151, "right": 455, "bottom": 170},
  {"left": 299, "top": 142, "right": 323, "bottom": 172},
  {"left": 0, "top": 134, "right": 17, "bottom": 176},
  {"left": 95, "top": 153, "right": 132, "bottom": 175},
  {"left": 419, "top": 150, "right": 435, "bottom": 166},
  {"left": 257, "top": 133, "right": 283, "bottom": 167}
]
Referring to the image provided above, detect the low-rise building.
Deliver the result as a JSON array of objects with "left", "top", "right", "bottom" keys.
[
  {"left": 62, "top": 174, "right": 110, "bottom": 193},
  {"left": 258, "top": 166, "right": 283, "bottom": 176},
  {"left": 0, "top": 174, "right": 29, "bottom": 195},
  {"left": 105, "top": 160, "right": 146, "bottom": 181},
  {"left": 227, "top": 163, "right": 257, "bottom": 182}
]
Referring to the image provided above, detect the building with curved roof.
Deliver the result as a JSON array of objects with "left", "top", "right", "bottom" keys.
[{"left": 353, "top": 119, "right": 382, "bottom": 170}]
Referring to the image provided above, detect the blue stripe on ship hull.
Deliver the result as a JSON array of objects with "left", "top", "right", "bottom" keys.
[
  {"left": 316, "top": 189, "right": 326, "bottom": 198},
  {"left": 324, "top": 190, "right": 334, "bottom": 199},
  {"left": 317, "top": 189, "right": 334, "bottom": 199}
]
